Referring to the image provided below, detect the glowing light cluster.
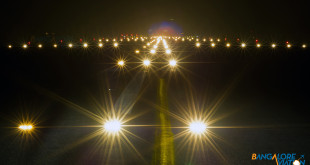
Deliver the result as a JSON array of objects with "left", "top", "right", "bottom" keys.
[{"left": 19, "top": 125, "right": 33, "bottom": 131}]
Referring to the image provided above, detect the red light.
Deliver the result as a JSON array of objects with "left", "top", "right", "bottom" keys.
[
  {"left": 27, "top": 41, "right": 30, "bottom": 45},
  {"left": 256, "top": 39, "right": 258, "bottom": 43},
  {"left": 225, "top": 38, "right": 227, "bottom": 41},
  {"left": 286, "top": 41, "right": 289, "bottom": 44},
  {"left": 93, "top": 38, "right": 96, "bottom": 41},
  {"left": 80, "top": 38, "right": 82, "bottom": 42}
]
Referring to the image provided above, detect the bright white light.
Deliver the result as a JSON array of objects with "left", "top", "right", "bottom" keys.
[
  {"left": 189, "top": 121, "right": 207, "bottom": 134},
  {"left": 53, "top": 44, "right": 57, "bottom": 48},
  {"left": 169, "top": 59, "right": 177, "bottom": 67},
  {"left": 166, "top": 49, "right": 171, "bottom": 54},
  {"left": 98, "top": 43, "right": 103, "bottom": 47},
  {"left": 118, "top": 60, "right": 124, "bottom": 66},
  {"left": 196, "top": 42, "right": 201, "bottom": 47},
  {"left": 68, "top": 43, "right": 73, "bottom": 48},
  {"left": 241, "top": 43, "right": 246, "bottom": 48},
  {"left": 293, "top": 160, "right": 300, "bottom": 165},
  {"left": 38, "top": 44, "right": 42, "bottom": 48},
  {"left": 302, "top": 44, "right": 307, "bottom": 48},
  {"left": 135, "top": 50, "right": 140, "bottom": 54},
  {"left": 83, "top": 43, "right": 88, "bottom": 48},
  {"left": 272, "top": 44, "right": 276, "bottom": 48},
  {"left": 217, "top": 38, "right": 220, "bottom": 42},
  {"left": 113, "top": 43, "right": 118, "bottom": 47},
  {"left": 147, "top": 43, "right": 150, "bottom": 46},
  {"left": 153, "top": 45, "right": 158, "bottom": 49},
  {"left": 19, "top": 125, "right": 33, "bottom": 131},
  {"left": 226, "top": 43, "right": 231, "bottom": 47},
  {"left": 104, "top": 120, "right": 121, "bottom": 133},
  {"left": 143, "top": 59, "right": 151, "bottom": 66},
  {"left": 23, "top": 44, "right": 27, "bottom": 48},
  {"left": 287, "top": 44, "right": 291, "bottom": 48},
  {"left": 164, "top": 45, "right": 169, "bottom": 49},
  {"left": 150, "top": 49, "right": 156, "bottom": 54},
  {"left": 211, "top": 43, "right": 216, "bottom": 47},
  {"left": 8, "top": 45, "right": 12, "bottom": 48}
]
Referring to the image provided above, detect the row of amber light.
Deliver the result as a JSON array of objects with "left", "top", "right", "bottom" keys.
[{"left": 7, "top": 42, "right": 308, "bottom": 49}]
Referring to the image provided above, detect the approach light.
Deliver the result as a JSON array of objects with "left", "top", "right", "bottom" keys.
[
  {"left": 83, "top": 43, "right": 88, "bottom": 48},
  {"left": 257, "top": 43, "right": 261, "bottom": 48},
  {"left": 68, "top": 43, "right": 73, "bottom": 48},
  {"left": 293, "top": 160, "right": 300, "bottom": 165},
  {"left": 189, "top": 121, "right": 207, "bottom": 134},
  {"left": 98, "top": 43, "right": 103, "bottom": 47},
  {"left": 38, "top": 44, "right": 42, "bottom": 48},
  {"left": 166, "top": 49, "right": 171, "bottom": 54},
  {"left": 113, "top": 42, "right": 118, "bottom": 47},
  {"left": 143, "top": 59, "right": 151, "bottom": 66},
  {"left": 226, "top": 43, "right": 231, "bottom": 47},
  {"left": 169, "top": 59, "right": 177, "bottom": 67},
  {"left": 104, "top": 120, "right": 122, "bottom": 133},
  {"left": 241, "top": 43, "right": 246, "bottom": 48},
  {"left": 211, "top": 43, "right": 216, "bottom": 47},
  {"left": 272, "top": 44, "right": 276, "bottom": 48},
  {"left": 118, "top": 60, "right": 125, "bottom": 66},
  {"left": 19, "top": 124, "right": 33, "bottom": 131},
  {"left": 150, "top": 49, "right": 156, "bottom": 54},
  {"left": 23, "top": 44, "right": 27, "bottom": 48},
  {"left": 195, "top": 42, "right": 201, "bottom": 47}
]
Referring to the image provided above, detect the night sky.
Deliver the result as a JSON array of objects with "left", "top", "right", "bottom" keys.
[{"left": 1, "top": 0, "right": 310, "bottom": 165}]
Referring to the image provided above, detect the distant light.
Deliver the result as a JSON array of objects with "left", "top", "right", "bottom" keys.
[
  {"left": 166, "top": 49, "right": 172, "bottom": 54},
  {"left": 150, "top": 49, "right": 156, "bottom": 54},
  {"left": 118, "top": 60, "right": 125, "bottom": 66},
  {"left": 19, "top": 124, "right": 33, "bottom": 131},
  {"left": 241, "top": 43, "right": 246, "bottom": 48},
  {"left": 8, "top": 45, "right": 12, "bottom": 48},
  {"left": 53, "top": 44, "right": 57, "bottom": 48},
  {"left": 99, "top": 39, "right": 102, "bottom": 42},
  {"left": 257, "top": 43, "right": 261, "bottom": 48},
  {"left": 113, "top": 42, "right": 118, "bottom": 47},
  {"left": 23, "top": 44, "right": 27, "bottom": 48},
  {"left": 287, "top": 44, "right": 291, "bottom": 48},
  {"left": 164, "top": 45, "right": 169, "bottom": 49},
  {"left": 104, "top": 120, "right": 121, "bottom": 133},
  {"left": 293, "top": 160, "right": 300, "bottom": 165},
  {"left": 83, "top": 43, "right": 88, "bottom": 48},
  {"left": 153, "top": 45, "right": 158, "bottom": 49},
  {"left": 302, "top": 44, "right": 307, "bottom": 48},
  {"left": 169, "top": 59, "right": 177, "bottom": 67},
  {"left": 210, "top": 39, "right": 213, "bottom": 42},
  {"left": 135, "top": 50, "right": 140, "bottom": 54},
  {"left": 195, "top": 42, "right": 201, "bottom": 47},
  {"left": 147, "top": 43, "right": 150, "bottom": 46},
  {"left": 143, "top": 46, "right": 147, "bottom": 48},
  {"left": 143, "top": 59, "right": 151, "bottom": 66},
  {"left": 226, "top": 43, "right": 231, "bottom": 47},
  {"left": 217, "top": 38, "right": 220, "bottom": 42},
  {"left": 38, "top": 44, "right": 42, "bottom": 48},
  {"left": 106, "top": 39, "right": 109, "bottom": 42},
  {"left": 271, "top": 44, "right": 276, "bottom": 48},
  {"left": 98, "top": 43, "right": 103, "bottom": 47},
  {"left": 68, "top": 43, "right": 73, "bottom": 48},
  {"left": 189, "top": 121, "right": 207, "bottom": 134},
  {"left": 203, "top": 38, "right": 206, "bottom": 42},
  {"left": 211, "top": 43, "right": 216, "bottom": 47}
]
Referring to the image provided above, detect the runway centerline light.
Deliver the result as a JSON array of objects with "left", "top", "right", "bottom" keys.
[
  {"left": 226, "top": 43, "right": 231, "bottom": 47},
  {"left": 287, "top": 44, "right": 291, "bottom": 48},
  {"left": 272, "top": 44, "right": 276, "bottom": 48},
  {"left": 104, "top": 120, "right": 122, "bottom": 133},
  {"left": 166, "top": 49, "right": 172, "bottom": 54},
  {"left": 211, "top": 43, "right": 216, "bottom": 47},
  {"left": 118, "top": 60, "right": 125, "bottom": 66},
  {"left": 98, "top": 43, "right": 103, "bottom": 47},
  {"left": 150, "top": 49, "right": 156, "bottom": 54},
  {"left": 195, "top": 42, "right": 201, "bottom": 47},
  {"left": 23, "top": 44, "right": 27, "bottom": 48},
  {"left": 189, "top": 121, "right": 207, "bottom": 134},
  {"left": 83, "top": 43, "right": 88, "bottom": 48},
  {"left": 257, "top": 43, "right": 261, "bottom": 48},
  {"left": 169, "top": 59, "right": 177, "bottom": 67},
  {"left": 143, "top": 59, "right": 151, "bottom": 66},
  {"left": 68, "top": 43, "right": 73, "bottom": 48},
  {"left": 113, "top": 42, "right": 118, "bottom": 47}
]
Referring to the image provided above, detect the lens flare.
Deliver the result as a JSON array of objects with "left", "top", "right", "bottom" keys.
[
  {"left": 104, "top": 120, "right": 122, "bottom": 133},
  {"left": 189, "top": 121, "right": 207, "bottom": 135},
  {"left": 169, "top": 59, "right": 177, "bottom": 67}
]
